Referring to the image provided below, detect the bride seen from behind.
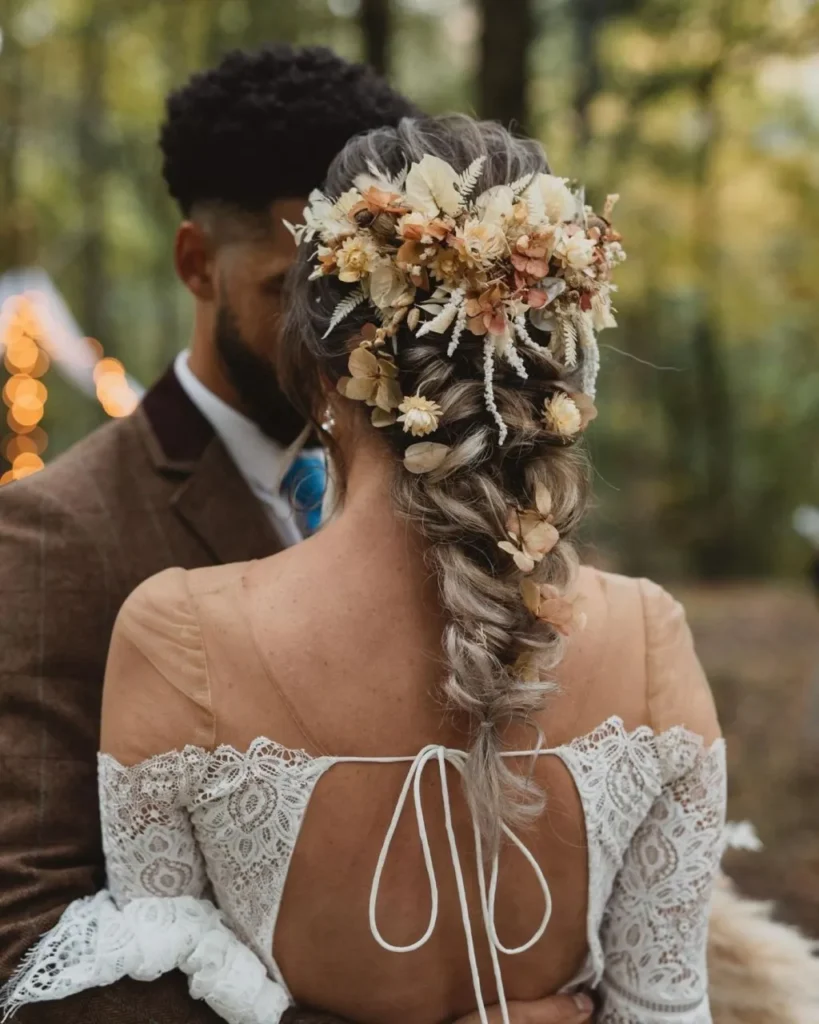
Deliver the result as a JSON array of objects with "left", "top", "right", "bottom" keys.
[{"left": 4, "top": 115, "right": 728, "bottom": 1024}]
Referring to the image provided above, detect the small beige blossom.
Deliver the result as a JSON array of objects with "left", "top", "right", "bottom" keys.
[
  {"left": 432, "top": 246, "right": 465, "bottom": 283},
  {"left": 536, "top": 174, "right": 578, "bottom": 224},
  {"left": 337, "top": 346, "right": 402, "bottom": 412},
  {"left": 544, "top": 393, "right": 582, "bottom": 436},
  {"left": 543, "top": 391, "right": 597, "bottom": 436},
  {"left": 336, "top": 234, "right": 380, "bottom": 283},
  {"left": 398, "top": 211, "right": 451, "bottom": 242},
  {"left": 555, "top": 228, "right": 596, "bottom": 270},
  {"left": 520, "top": 580, "right": 586, "bottom": 635},
  {"left": 397, "top": 394, "right": 442, "bottom": 436},
  {"left": 497, "top": 483, "right": 559, "bottom": 573},
  {"left": 454, "top": 217, "right": 508, "bottom": 268}
]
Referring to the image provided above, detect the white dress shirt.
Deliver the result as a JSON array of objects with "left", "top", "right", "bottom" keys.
[{"left": 174, "top": 350, "right": 303, "bottom": 547}]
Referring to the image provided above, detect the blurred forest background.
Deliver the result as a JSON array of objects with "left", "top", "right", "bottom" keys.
[{"left": 1, "top": 0, "right": 819, "bottom": 928}]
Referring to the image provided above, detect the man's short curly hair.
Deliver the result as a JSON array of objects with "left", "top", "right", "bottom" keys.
[{"left": 160, "top": 45, "right": 420, "bottom": 216}]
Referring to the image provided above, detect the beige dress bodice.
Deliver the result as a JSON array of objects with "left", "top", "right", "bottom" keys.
[{"left": 2, "top": 562, "right": 725, "bottom": 1024}]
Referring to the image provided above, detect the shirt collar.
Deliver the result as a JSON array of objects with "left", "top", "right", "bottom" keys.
[{"left": 173, "top": 350, "right": 293, "bottom": 498}]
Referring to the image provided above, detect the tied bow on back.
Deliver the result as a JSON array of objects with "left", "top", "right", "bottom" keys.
[{"left": 368, "top": 745, "right": 553, "bottom": 1024}]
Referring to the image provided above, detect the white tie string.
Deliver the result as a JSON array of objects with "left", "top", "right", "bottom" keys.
[{"left": 367, "top": 745, "right": 553, "bottom": 1024}]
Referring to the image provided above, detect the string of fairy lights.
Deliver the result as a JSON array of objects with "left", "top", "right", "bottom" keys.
[{"left": 0, "top": 292, "right": 139, "bottom": 486}]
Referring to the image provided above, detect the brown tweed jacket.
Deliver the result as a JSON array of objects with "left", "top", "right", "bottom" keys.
[{"left": 0, "top": 367, "right": 283, "bottom": 1023}]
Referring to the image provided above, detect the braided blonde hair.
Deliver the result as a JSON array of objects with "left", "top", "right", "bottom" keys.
[{"left": 280, "top": 115, "right": 592, "bottom": 846}]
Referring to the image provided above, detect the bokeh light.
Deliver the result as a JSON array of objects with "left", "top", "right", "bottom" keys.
[
  {"left": 11, "top": 451, "right": 45, "bottom": 479},
  {"left": 0, "top": 293, "right": 140, "bottom": 484},
  {"left": 1, "top": 294, "right": 49, "bottom": 483},
  {"left": 94, "top": 357, "right": 139, "bottom": 418}
]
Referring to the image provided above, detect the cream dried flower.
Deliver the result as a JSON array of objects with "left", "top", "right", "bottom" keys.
[
  {"left": 397, "top": 394, "right": 442, "bottom": 436},
  {"left": 544, "top": 393, "right": 582, "bottom": 436},
  {"left": 543, "top": 391, "right": 597, "bottom": 437},
  {"left": 454, "top": 217, "right": 508, "bottom": 268},
  {"left": 336, "top": 235, "right": 380, "bottom": 283},
  {"left": 398, "top": 211, "right": 451, "bottom": 242},
  {"left": 536, "top": 174, "right": 578, "bottom": 224},
  {"left": 555, "top": 229, "right": 596, "bottom": 270}
]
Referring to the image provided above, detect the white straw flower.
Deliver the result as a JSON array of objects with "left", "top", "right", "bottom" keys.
[
  {"left": 556, "top": 229, "right": 596, "bottom": 270},
  {"left": 536, "top": 174, "right": 578, "bottom": 223},
  {"left": 454, "top": 217, "right": 507, "bottom": 268},
  {"left": 336, "top": 235, "right": 380, "bottom": 283},
  {"left": 543, "top": 393, "right": 582, "bottom": 436},
  {"left": 543, "top": 391, "right": 597, "bottom": 436},
  {"left": 397, "top": 394, "right": 443, "bottom": 436}
]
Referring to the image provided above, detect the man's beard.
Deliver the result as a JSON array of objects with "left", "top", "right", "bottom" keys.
[{"left": 214, "top": 303, "right": 306, "bottom": 446}]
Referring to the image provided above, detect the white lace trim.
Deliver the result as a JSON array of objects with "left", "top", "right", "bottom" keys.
[
  {"left": 3, "top": 717, "right": 726, "bottom": 1024},
  {"left": 555, "top": 721, "right": 725, "bottom": 1020},
  {"left": 0, "top": 891, "right": 290, "bottom": 1024}
]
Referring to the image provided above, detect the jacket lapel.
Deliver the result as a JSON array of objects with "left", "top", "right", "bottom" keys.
[
  {"left": 138, "top": 365, "right": 282, "bottom": 563},
  {"left": 171, "top": 439, "right": 281, "bottom": 563}
]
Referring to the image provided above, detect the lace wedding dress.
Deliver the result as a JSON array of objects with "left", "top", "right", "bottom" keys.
[{"left": 1, "top": 716, "right": 726, "bottom": 1024}]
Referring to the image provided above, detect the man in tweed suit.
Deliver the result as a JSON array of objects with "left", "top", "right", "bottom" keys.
[
  {"left": 0, "top": 46, "right": 412, "bottom": 1024},
  {"left": 0, "top": 43, "right": 594, "bottom": 1024}
]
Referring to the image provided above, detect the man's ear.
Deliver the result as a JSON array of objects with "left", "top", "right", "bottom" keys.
[{"left": 174, "top": 221, "right": 216, "bottom": 300}]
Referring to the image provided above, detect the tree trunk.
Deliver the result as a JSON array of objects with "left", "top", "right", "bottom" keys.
[
  {"left": 477, "top": 0, "right": 532, "bottom": 133},
  {"left": 359, "top": 0, "right": 392, "bottom": 77},
  {"left": 573, "top": 0, "right": 605, "bottom": 168},
  {"left": 0, "top": 5, "right": 24, "bottom": 270},
  {"left": 77, "top": 13, "right": 109, "bottom": 347},
  {"left": 689, "top": 60, "right": 739, "bottom": 577}
]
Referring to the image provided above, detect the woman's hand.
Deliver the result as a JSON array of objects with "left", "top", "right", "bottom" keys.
[
  {"left": 456, "top": 994, "right": 595, "bottom": 1024},
  {"left": 283, "top": 993, "right": 595, "bottom": 1024}
]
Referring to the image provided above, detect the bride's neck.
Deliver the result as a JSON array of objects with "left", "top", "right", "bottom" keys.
[
  {"left": 335, "top": 428, "right": 400, "bottom": 532},
  {"left": 326, "top": 421, "right": 435, "bottom": 595}
]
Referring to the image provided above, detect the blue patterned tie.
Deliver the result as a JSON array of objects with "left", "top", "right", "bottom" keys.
[{"left": 280, "top": 450, "right": 327, "bottom": 536}]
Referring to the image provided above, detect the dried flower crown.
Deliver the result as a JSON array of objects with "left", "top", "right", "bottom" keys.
[{"left": 288, "top": 153, "right": 625, "bottom": 450}]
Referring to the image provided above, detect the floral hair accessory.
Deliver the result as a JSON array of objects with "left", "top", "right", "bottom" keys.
[
  {"left": 289, "top": 155, "right": 625, "bottom": 444},
  {"left": 497, "top": 482, "right": 559, "bottom": 573},
  {"left": 398, "top": 394, "right": 442, "bottom": 436},
  {"left": 403, "top": 441, "right": 450, "bottom": 474},
  {"left": 520, "top": 580, "right": 586, "bottom": 636},
  {"left": 336, "top": 346, "right": 402, "bottom": 427},
  {"left": 543, "top": 389, "right": 597, "bottom": 438}
]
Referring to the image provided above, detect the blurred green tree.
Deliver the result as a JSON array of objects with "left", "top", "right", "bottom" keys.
[{"left": 1, "top": 0, "right": 817, "bottom": 579}]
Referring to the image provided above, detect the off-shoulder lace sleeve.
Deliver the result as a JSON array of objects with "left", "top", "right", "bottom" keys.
[
  {"left": 1, "top": 737, "right": 290, "bottom": 1023},
  {"left": 99, "top": 747, "right": 210, "bottom": 903},
  {"left": 597, "top": 727, "right": 727, "bottom": 1022}
]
